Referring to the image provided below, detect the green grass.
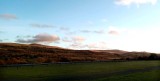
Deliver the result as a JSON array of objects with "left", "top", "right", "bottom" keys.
[
  {"left": 0, "top": 61, "right": 160, "bottom": 81},
  {"left": 95, "top": 69, "right": 160, "bottom": 81}
]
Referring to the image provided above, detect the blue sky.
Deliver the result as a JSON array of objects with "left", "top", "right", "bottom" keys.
[{"left": 0, "top": 0, "right": 160, "bottom": 53}]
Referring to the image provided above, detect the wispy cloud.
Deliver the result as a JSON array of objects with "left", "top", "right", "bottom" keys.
[
  {"left": 62, "top": 39, "right": 72, "bottom": 43},
  {"left": 0, "top": 14, "right": 17, "bottom": 20},
  {"left": 80, "top": 30, "right": 105, "bottom": 34},
  {"left": 62, "top": 36, "right": 86, "bottom": 44},
  {"left": 93, "top": 30, "right": 105, "bottom": 34},
  {"left": 108, "top": 26, "right": 124, "bottom": 35},
  {"left": 65, "top": 31, "right": 77, "bottom": 35},
  {"left": 63, "top": 36, "right": 86, "bottom": 49},
  {"left": 16, "top": 35, "right": 32, "bottom": 38},
  {"left": 86, "top": 42, "right": 108, "bottom": 50},
  {"left": 69, "top": 43, "right": 87, "bottom": 49},
  {"left": 115, "top": 0, "right": 157, "bottom": 7},
  {"left": 80, "top": 30, "right": 91, "bottom": 33},
  {"left": 59, "top": 27, "right": 70, "bottom": 31},
  {"left": 30, "top": 23, "right": 55, "bottom": 28},
  {"left": 16, "top": 33, "right": 60, "bottom": 44},
  {"left": 68, "top": 41, "right": 108, "bottom": 50},
  {"left": 108, "top": 30, "right": 119, "bottom": 35},
  {"left": 72, "top": 36, "right": 86, "bottom": 43},
  {"left": 62, "top": 37, "right": 72, "bottom": 42}
]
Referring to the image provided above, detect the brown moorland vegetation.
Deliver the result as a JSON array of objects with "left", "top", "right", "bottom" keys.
[{"left": 0, "top": 43, "right": 160, "bottom": 65}]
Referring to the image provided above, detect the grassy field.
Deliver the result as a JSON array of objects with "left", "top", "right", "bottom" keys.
[
  {"left": 0, "top": 61, "right": 160, "bottom": 81},
  {"left": 95, "top": 69, "right": 160, "bottom": 81}
]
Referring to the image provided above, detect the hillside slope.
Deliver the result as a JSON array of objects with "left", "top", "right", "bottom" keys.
[{"left": 0, "top": 43, "right": 159, "bottom": 65}]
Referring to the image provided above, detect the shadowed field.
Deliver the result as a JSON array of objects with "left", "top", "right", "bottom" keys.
[{"left": 0, "top": 61, "right": 160, "bottom": 81}]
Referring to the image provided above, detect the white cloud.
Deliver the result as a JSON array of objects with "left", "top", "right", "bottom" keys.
[{"left": 115, "top": 0, "right": 157, "bottom": 6}]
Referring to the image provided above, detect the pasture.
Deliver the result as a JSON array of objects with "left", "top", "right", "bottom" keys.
[{"left": 0, "top": 61, "right": 160, "bottom": 81}]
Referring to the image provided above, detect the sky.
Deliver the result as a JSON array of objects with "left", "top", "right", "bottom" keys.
[{"left": 0, "top": 0, "right": 160, "bottom": 53}]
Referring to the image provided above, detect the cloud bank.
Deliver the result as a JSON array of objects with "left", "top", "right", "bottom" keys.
[{"left": 16, "top": 33, "right": 60, "bottom": 44}]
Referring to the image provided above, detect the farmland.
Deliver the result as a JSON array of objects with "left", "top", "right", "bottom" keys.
[{"left": 1, "top": 61, "right": 160, "bottom": 81}]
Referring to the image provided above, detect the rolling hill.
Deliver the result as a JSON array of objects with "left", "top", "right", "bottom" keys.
[{"left": 0, "top": 43, "right": 159, "bottom": 65}]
